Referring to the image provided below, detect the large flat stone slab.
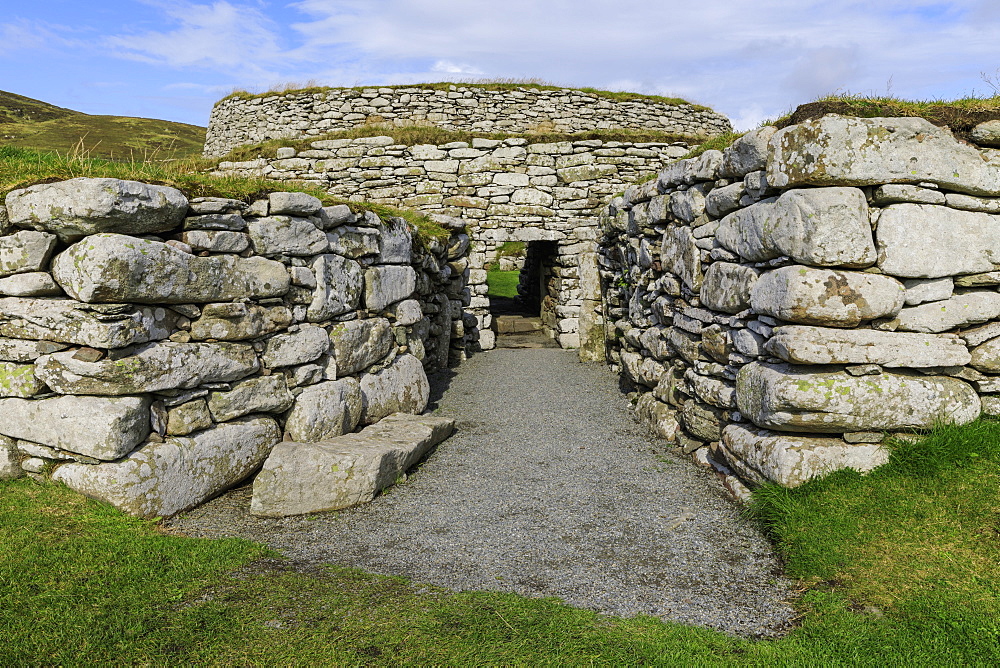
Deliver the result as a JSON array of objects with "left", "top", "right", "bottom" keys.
[
  {"left": 0, "top": 298, "right": 179, "bottom": 348},
  {"left": 5, "top": 178, "right": 188, "bottom": 241},
  {"left": 736, "top": 362, "right": 980, "bottom": 433},
  {"left": 53, "top": 234, "right": 290, "bottom": 304},
  {"left": 716, "top": 187, "right": 875, "bottom": 267},
  {"left": 359, "top": 353, "right": 429, "bottom": 425},
  {"left": 0, "top": 395, "right": 150, "bottom": 460},
  {"left": 764, "top": 325, "right": 971, "bottom": 367},
  {"left": 877, "top": 204, "right": 1000, "bottom": 278},
  {"left": 53, "top": 417, "right": 280, "bottom": 518},
  {"left": 35, "top": 342, "right": 259, "bottom": 395},
  {"left": 768, "top": 115, "right": 1000, "bottom": 196},
  {"left": 750, "top": 266, "right": 904, "bottom": 327},
  {"left": 720, "top": 424, "right": 889, "bottom": 487},
  {"left": 250, "top": 413, "right": 455, "bottom": 517}
]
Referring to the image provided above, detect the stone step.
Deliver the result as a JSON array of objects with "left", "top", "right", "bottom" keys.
[
  {"left": 495, "top": 315, "right": 543, "bottom": 334},
  {"left": 249, "top": 413, "right": 455, "bottom": 517}
]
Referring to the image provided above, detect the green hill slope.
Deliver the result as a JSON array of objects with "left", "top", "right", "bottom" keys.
[{"left": 0, "top": 90, "right": 205, "bottom": 160}]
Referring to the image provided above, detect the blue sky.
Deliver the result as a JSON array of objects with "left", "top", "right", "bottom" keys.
[{"left": 3, "top": 0, "right": 1000, "bottom": 131}]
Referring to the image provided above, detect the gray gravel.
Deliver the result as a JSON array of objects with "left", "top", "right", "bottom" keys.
[{"left": 166, "top": 347, "right": 794, "bottom": 637}]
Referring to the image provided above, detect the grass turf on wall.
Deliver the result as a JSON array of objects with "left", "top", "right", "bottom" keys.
[{"left": 2, "top": 420, "right": 998, "bottom": 664}]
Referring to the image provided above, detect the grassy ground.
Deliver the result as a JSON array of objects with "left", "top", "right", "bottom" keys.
[
  {"left": 486, "top": 269, "right": 520, "bottom": 298},
  {"left": 0, "top": 90, "right": 205, "bottom": 160},
  {"left": 2, "top": 421, "right": 998, "bottom": 665}
]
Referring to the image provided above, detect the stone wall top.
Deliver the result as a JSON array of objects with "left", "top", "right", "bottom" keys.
[{"left": 204, "top": 85, "right": 733, "bottom": 157}]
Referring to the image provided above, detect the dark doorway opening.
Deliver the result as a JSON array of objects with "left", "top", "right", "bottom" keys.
[{"left": 488, "top": 240, "right": 559, "bottom": 348}]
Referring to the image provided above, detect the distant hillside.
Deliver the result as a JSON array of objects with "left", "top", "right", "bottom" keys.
[{"left": 0, "top": 90, "right": 205, "bottom": 160}]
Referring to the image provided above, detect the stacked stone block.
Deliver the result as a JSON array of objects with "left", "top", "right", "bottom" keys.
[
  {"left": 0, "top": 178, "right": 469, "bottom": 517},
  {"left": 600, "top": 115, "right": 1000, "bottom": 491},
  {"left": 204, "top": 85, "right": 732, "bottom": 158}
]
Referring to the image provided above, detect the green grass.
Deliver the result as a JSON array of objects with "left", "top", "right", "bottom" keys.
[
  {"left": 2, "top": 420, "right": 1000, "bottom": 663},
  {"left": 0, "top": 146, "right": 452, "bottom": 242},
  {"left": 0, "top": 89, "right": 205, "bottom": 160},
  {"left": 486, "top": 269, "right": 520, "bottom": 298},
  {"left": 3, "top": 420, "right": 999, "bottom": 664}
]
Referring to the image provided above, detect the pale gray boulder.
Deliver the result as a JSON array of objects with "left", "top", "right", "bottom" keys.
[
  {"left": 329, "top": 318, "right": 394, "bottom": 376},
  {"left": 53, "top": 416, "right": 280, "bottom": 518},
  {"left": 877, "top": 204, "right": 1000, "bottom": 278},
  {"left": 376, "top": 217, "right": 413, "bottom": 264},
  {"left": 764, "top": 325, "right": 972, "bottom": 367},
  {"left": 166, "top": 399, "right": 213, "bottom": 436},
  {"left": 5, "top": 177, "right": 188, "bottom": 241},
  {"left": 262, "top": 325, "right": 330, "bottom": 368},
  {"left": 0, "top": 337, "right": 66, "bottom": 363},
  {"left": 190, "top": 303, "right": 292, "bottom": 341},
  {"left": 660, "top": 226, "right": 702, "bottom": 291},
  {"left": 207, "top": 375, "right": 294, "bottom": 422},
  {"left": 0, "top": 272, "right": 62, "bottom": 297},
  {"left": 700, "top": 262, "right": 759, "bottom": 314},
  {"left": 181, "top": 230, "right": 249, "bottom": 253},
  {"left": 720, "top": 126, "right": 778, "bottom": 179},
  {"left": 359, "top": 353, "right": 429, "bottom": 425},
  {"left": 0, "top": 230, "right": 58, "bottom": 277},
  {"left": 326, "top": 226, "right": 380, "bottom": 259},
  {"left": 364, "top": 265, "right": 417, "bottom": 311},
  {"left": 284, "top": 378, "right": 363, "bottom": 442},
  {"left": 902, "top": 278, "right": 953, "bottom": 306},
  {"left": 0, "top": 297, "right": 179, "bottom": 348},
  {"left": 268, "top": 191, "right": 322, "bottom": 216},
  {"left": 893, "top": 292, "right": 1000, "bottom": 333},
  {"left": 971, "top": 120, "right": 1000, "bottom": 147},
  {"left": 307, "top": 254, "right": 364, "bottom": 321},
  {"left": 247, "top": 216, "right": 328, "bottom": 256}
]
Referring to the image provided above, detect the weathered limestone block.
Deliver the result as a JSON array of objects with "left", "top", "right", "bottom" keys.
[
  {"left": 716, "top": 188, "right": 874, "bottom": 267},
  {"left": 700, "top": 262, "right": 759, "bottom": 314},
  {"left": 669, "top": 189, "right": 707, "bottom": 224},
  {"left": 680, "top": 401, "right": 724, "bottom": 442},
  {"left": 53, "top": 234, "right": 290, "bottom": 304},
  {"left": 750, "top": 266, "right": 904, "bottom": 327},
  {"left": 0, "top": 395, "right": 150, "bottom": 460},
  {"left": 0, "top": 338, "right": 66, "bottom": 362},
  {"left": 685, "top": 369, "right": 737, "bottom": 409},
  {"left": 285, "top": 378, "right": 362, "bottom": 442},
  {"left": 359, "top": 353, "right": 429, "bottom": 425},
  {"left": 181, "top": 230, "right": 249, "bottom": 253},
  {"left": 1, "top": 435, "right": 21, "bottom": 480},
  {"left": 5, "top": 178, "right": 188, "bottom": 241},
  {"left": 35, "top": 342, "right": 259, "bottom": 395},
  {"left": 736, "top": 362, "right": 980, "bottom": 433},
  {"left": 377, "top": 217, "right": 413, "bottom": 264},
  {"left": 903, "top": 278, "right": 953, "bottom": 306},
  {"left": 365, "top": 265, "right": 417, "bottom": 311},
  {"left": 969, "top": 337, "right": 1000, "bottom": 372},
  {"left": 268, "top": 192, "right": 321, "bottom": 216},
  {"left": 327, "top": 226, "right": 380, "bottom": 259},
  {"left": 248, "top": 216, "right": 328, "bottom": 256},
  {"left": 263, "top": 325, "right": 330, "bottom": 368},
  {"left": 207, "top": 375, "right": 293, "bottom": 422},
  {"left": 768, "top": 115, "right": 1000, "bottom": 196},
  {"left": 190, "top": 303, "right": 292, "bottom": 341},
  {"left": 0, "top": 230, "right": 58, "bottom": 277},
  {"left": 720, "top": 126, "right": 778, "bottom": 178},
  {"left": 307, "top": 254, "right": 364, "bottom": 321},
  {"left": 52, "top": 417, "right": 280, "bottom": 518},
  {"left": 250, "top": 413, "right": 455, "bottom": 517},
  {"left": 634, "top": 394, "right": 681, "bottom": 441},
  {"left": 765, "top": 325, "right": 971, "bottom": 367},
  {"left": 183, "top": 213, "right": 246, "bottom": 231},
  {"left": 893, "top": 292, "right": 1000, "bottom": 333},
  {"left": 0, "top": 298, "right": 178, "bottom": 348},
  {"left": 386, "top": 299, "right": 422, "bottom": 326},
  {"left": 660, "top": 226, "right": 701, "bottom": 291},
  {"left": 0, "top": 361, "right": 46, "bottom": 397},
  {"left": 721, "top": 424, "right": 888, "bottom": 487},
  {"left": 166, "top": 399, "right": 213, "bottom": 436},
  {"left": 329, "top": 318, "right": 394, "bottom": 376},
  {"left": 0, "top": 272, "right": 62, "bottom": 297},
  {"left": 877, "top": 204, "right": 1000, "bottom": 278}
]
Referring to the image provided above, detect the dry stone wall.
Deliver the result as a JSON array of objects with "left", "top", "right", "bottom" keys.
[
  {"left": 215, "top": 136, "right": 693, "bottom": 350},
  {"left": 599, "top": 114, "right": 1000, "bottom": 493},
  {"left": 0, "top": 178, "right": 470, "bottom": 517},
  {"left": 204, "top": 85, "right": 732, "bottom": 158}
]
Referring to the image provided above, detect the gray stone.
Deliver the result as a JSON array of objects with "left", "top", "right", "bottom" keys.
[
  {"left": 971, "top": 120, "right": 1000, "bottom": 147},
  {"left": 872, "top": 184, "right": 946, "bottom": 206},
  {"left": 768, "top": 115, "right": 1000, "bottom": 196},
  {"left": 0, "top": 395, "right": 150, "bottom": 460},
  {"left": 285, "top": 378, "right": 362, "bottom": 442},
  {"left": 0, "top": 230, "right": 58, "bottom": 277},
  {"left": 720, "top": 424, "right": 888, "bottom": 487},
  {"left": 181, "top": 230, "right": 249, "bottom": 253},
  {"left": 717, "top": 187, "right": 875, "bottom": 267},
  {"left": 720, "top": 126, "right": 778, "bottom": 179},
  {"left": 53, "top": 234, "right": 290, "bottom": 304},
  {"left": 365, "top": 265, "right": 417, "bottom": 311},
  {"left": 359, "top": 354, "right": 429, "bottom": 425},
  {"left": 207, "top": 375, "right": 294, "bottom": 422},
  {"left": 736, "top": 362, "right": 980, "bottom": 433},
  {"left": 955, "top": 272, "right": 1000, "bottom": 287},
  {"left": 0, "top": 435, "right": 22, "bottom": 480},
  {"left": 248, "top": 216, "right": 328, "bottom": 256},
  {"left": 183, "top": 213, "right": 246, "bottom": 231},
  {"left": 844, "top": 432, "right": 884, "bottom": 444},
  {"left": 35, "top": 342, "right": 258, "bottom": 395},
  {"left": 876, "top": 204, "right": 1000, "bottom": 278},
  {"left": 190, "top": 303, "right": 292, "bottom": 341},
  {"left": 5, "top": 178, "right": 188, "bottom": 241},
  {"left": 680, "top": 401, "right": 724, "bottom": 441},
  {"left": 387, "top": 299, "right": 422, "bottom": 326},
  {"left": 329, "top": 318, "right": 394, "bottom": 376},
  {"left": 751, "top": 266, "right": 904, "bottom": 327},
  {"left": 685, "top": 369, "right": 737, "bottom": 409},
  {"left": 268, "top": 192, "right": 322, "bottom": 216},
  {"left": 263, "top": 325, "right": 330, "bottom": 368},
  {"left": 959, "top": 321, "right": 1000, "bottom": 347},
  {"left": 732, "top": 328, "right": 766, "bottom": 357},
  {"left": 316, "top": 204, "right": 354, "bottom": 229},
  {"left": 903, "top": 278, "right": 953, "bottom": 306},
  {"left": 188, "top": 197, "right": 246, "bottom": 215},
  {"left": 669, "top": 189, "right": 706, "bottom": 224},
  {"left": 0, "top": 297, "right": 179, "bottom": 348},
  {"left": 0, "top": 361, "right": 46, "bottom": 397},
  {"left": 764, "top": 325, "right": 971, "bottom": 367},
  {"left": 981, "top": 395, "right": 1000, "bottom": 417},
  {"left": 968, "top": 337, "right": 1000, "bottom": 373},
  {"left": 307, "top": 254, "right": 364, "bottom": 321},
  {"left": 377, "top": 217, "right": 413, "bottom": 264},
  {"left": 326, "top": 226, "right": 380, "bottom": 259},
  {"left": 700, "top": 262, "right": 758, "bottom": 314},
  {"left": 660, "top": 226, "right": 701, "bottom": 291},
  {"left": 53, "top": 417, "right": 280, "bottom": 518},
  {"left": 250, "top": 413, "right": 455, "bottom": 517},
  {"left": 0, "top": 338, "right": 66, "bottom": 362},
  {"left": 705, "top": 182, "right": 746, "bottom": 218},
  {"left": 634, "top": 394, "right": 681, "bottom": 441},
  {"left": 893, "top": 292, "right": 1000, "bottom": 333},
  {"left": 0, "top": 272, "right": 61, "bottom": 296},
  {"left": 166, "top": 399, "right": 213, "bottom": 436}
]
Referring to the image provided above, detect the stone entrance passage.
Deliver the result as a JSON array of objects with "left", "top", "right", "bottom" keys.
[{"left": 490, "top": 240, "right": 561, "bottom": 349}]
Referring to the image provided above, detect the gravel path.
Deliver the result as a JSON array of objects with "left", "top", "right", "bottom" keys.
[{"left": 167, "top": 347, "right": 794, "bottom": 637}]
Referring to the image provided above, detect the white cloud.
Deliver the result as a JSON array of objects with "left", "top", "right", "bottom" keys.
[{"left": 0, "top": 19, "right": 76, "bottom": 55}]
